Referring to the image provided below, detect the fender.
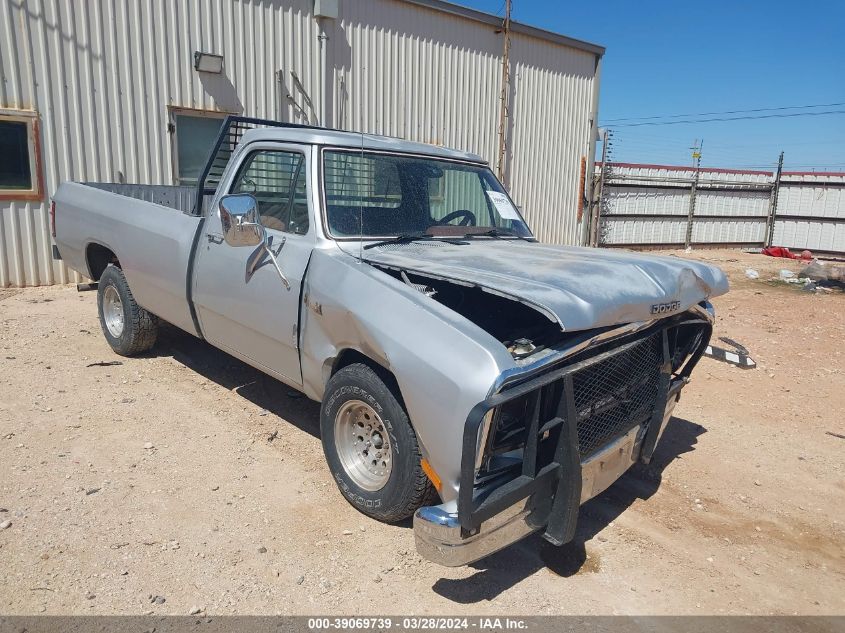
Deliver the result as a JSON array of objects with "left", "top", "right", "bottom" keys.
[{"left": 299, "top": 248, "right": 515, "bottom": 504}]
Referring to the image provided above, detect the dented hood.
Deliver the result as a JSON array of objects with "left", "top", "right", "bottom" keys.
[{"left": 365, "top": 241, "right": 729, "bottom": 331}]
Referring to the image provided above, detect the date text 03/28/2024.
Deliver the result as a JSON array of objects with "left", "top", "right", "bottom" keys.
[{"left": 307, "top": 617, "right": 528, "bottom": 630}]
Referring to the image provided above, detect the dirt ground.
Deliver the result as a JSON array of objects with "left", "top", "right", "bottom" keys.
[{"left": 0, "top": 249, "right": 843, "bottom": 616}]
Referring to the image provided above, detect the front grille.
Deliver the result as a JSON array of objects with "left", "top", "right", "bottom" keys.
[
  {"left": 463, "top": 317, "right": 712, "bottom": 535},
  {"left": 571, "top": 332, "right": 662, "bottom": 458},
  {"left": 483, "top": 331, "right": 665, "bottom": 473}
]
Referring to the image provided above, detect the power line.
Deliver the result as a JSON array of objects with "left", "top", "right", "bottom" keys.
[
  {"left": 613, "top": 131, "right": 845, "bottom": 147},
  {"left": 602, "top": 101, "right": 845, "bottom": 123},
  {"left": 606, "top": 109, "right": 845, "bottom": 128}
]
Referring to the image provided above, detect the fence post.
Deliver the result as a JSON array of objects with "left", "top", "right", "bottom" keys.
[
  {"left": 590, "top": 129, "right": 610, "bottom": 247},
  {"left": 684, "top": 142, "right": 702, "bottom": 249},
  {"left": 684, "top": 174, "right": 698, "bottom": 249},
  {"left": 765, "top": 151, "right": 784, "bottom": 248}
]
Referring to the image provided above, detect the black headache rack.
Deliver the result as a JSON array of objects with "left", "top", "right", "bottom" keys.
[
  {"left": 457, "top": 313, "right": 712, "bottom": 546},
  {"left": 191, "top": 115, "right": 331, "bottom": 216}
]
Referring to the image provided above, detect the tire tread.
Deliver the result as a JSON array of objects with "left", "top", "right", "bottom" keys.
[
  {"left": 322, "top": 363, "right": 437, "bottom": 523},
  {"left": 98, "top": 264, "right": 158, "bottom": 356}
]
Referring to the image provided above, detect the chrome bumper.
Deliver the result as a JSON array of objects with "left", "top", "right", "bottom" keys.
[{"left": 414, "top": 379, "right": 685, "bottom": 567}]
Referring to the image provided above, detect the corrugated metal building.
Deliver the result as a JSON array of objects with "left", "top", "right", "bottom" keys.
[{"left": 0, "top": 0, "right": 604, "bottom": 287}]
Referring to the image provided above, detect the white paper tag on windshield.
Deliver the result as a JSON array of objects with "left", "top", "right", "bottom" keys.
[{"left": 486, "top": 191, "right": 521, "bottom": 220}]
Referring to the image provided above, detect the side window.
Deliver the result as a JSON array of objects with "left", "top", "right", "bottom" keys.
[{"left": 231, "top": 150, "right": 309, "bottom": 235}]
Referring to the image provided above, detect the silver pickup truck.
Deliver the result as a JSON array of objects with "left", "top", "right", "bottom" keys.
[{"left": 53, "top": 116, "right": 728, "bottom": 567}]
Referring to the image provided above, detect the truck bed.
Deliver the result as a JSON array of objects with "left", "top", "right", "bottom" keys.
[
  {"left": 53, "top": 182, "right": 203, "bottom": 336},
  {"left": 85, "top": 183, "right": 199, "bottom": 215}
]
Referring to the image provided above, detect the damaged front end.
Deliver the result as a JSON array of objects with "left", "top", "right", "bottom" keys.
[
  {"left": 413, "top": 302, "right": 714, "bottom": 566},
  {"left": 373, "top": 265, "right": 568, "bottom": 362}
]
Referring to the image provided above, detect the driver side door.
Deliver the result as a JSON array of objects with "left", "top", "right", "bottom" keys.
[{"left": 191, "top": 144, "right": 314, "bottom": 387}]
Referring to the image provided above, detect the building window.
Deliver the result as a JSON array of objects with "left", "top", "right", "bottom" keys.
[
  {"left": 169, "top": 109, "right": 227, "bottom": 185},
  {"left": 0, "top": 111, "right": 43, "bottom": 201}
]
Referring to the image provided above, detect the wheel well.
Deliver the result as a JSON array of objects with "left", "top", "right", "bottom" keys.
[
  {"left": 332, "top": 349, "right": 407, "bottom": 410},
  {"left": 86, "top": 243, "right": 120, "bottom": 281}
]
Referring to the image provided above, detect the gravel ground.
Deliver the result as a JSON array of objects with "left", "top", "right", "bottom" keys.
[{"left": 0, "top": 249, "right": 843, "bottom": 615}]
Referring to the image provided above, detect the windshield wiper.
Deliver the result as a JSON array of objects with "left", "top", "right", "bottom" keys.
[
  {"left": 363, "top": 232, "right": 437, "bottom": 250},
  {"left": 463, "top": 228, "right": 533, "bottom": 241}
]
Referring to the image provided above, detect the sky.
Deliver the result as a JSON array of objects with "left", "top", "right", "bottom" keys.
[{"left": 457, "top": 0, "right": 845, "bottom": 171}]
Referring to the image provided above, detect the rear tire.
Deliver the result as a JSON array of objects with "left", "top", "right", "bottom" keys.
[
  {"left": 97, "top": 264, "right": 158, "bottom": 356},
  {"left": 320, "top": 363, "right": 437, "bottom": 522}
]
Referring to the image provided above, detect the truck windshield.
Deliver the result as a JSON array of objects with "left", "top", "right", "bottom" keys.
[{"left": 323, "top": 150, "right": 533, "bottom": 239}]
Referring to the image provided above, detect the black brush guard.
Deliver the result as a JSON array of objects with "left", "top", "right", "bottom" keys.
[{"left": 457, "top": 315, "right": 712, "bottom": 546}]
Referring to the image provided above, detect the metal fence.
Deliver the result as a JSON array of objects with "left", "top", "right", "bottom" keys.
[{"left": 593, "top": 162, "right": 845, "bottom": 255}]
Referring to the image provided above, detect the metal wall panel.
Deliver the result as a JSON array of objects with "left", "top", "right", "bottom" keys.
[
  {"left": 772, "top": 219, "right": 845, "bottom": 253},
  {"left": 691, "top": 218, "right": 767, "bottom": 244},
  {"left": 604, "top": 187, "right": 690, "bottom": 217},
  {"left": 602, "top": 218, "right": 687, "bottom": 245},
  {"left": 600, "top": 185, "right": 688, "bottom": 245},
  {"left": 505, "top": 35, "right": 596, "bottom": 245},
  {"left": 597, "top": 164, "right": 845, "bottom": 252},
  {"left": 1, "top": 0, "right": 600, "bottom": 286},
  {"left": 773, "top": 173, "right": 845, "bottom": 252},
  {"left": 695, "top": 190, "right": 769, "bottom": 218},
  {"left": 597, "top": 164, "right": 775, "bottom": 246},
  {"left": 777, "top": 176, "right": 845, "bottom": 219}
]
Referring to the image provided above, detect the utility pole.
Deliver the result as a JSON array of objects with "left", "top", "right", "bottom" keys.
[
  {"left": 591, "top": 128, "right": 610, "bottom": 247},
  {"left": 496, "top": 0, "right": 512, "bottom": 184},
  {"left": 766, "top": 151, "right": 785, "bottom": 247},
  {"left": 685, "top": 139, "right": 703, "bottom": 249}
]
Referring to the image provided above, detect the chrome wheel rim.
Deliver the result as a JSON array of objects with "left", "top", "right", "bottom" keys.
[
  {"left": 102, "top": 285, "right": 125, "bottom": 338},
  {"left": 334, "top": 400, "right": 392, "bottom": 491}
]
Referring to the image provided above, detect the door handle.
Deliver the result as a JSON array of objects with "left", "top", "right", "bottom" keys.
[{"left": 206, "top": 233, "right": 224, "bottom": 245}]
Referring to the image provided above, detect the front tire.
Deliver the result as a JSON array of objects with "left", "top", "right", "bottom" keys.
[
  {"left": 320, "top": 363, "right": 436, "bottom": 522},
  {"left": 97, "top": 264, "right": 158, "bottom": 356}
]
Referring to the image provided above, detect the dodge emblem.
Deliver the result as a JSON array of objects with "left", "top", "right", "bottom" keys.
[{"left": 651, "top": 301, "right": 681, "bottom": 315}]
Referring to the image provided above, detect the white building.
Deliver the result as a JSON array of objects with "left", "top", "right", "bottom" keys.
[{"left": 0, "top": 0, "right": 603, "bottom": 287}]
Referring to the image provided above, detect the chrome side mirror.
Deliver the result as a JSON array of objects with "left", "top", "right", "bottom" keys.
[
  {"left": 219, "top": 193, "right": 264, "bottom": 247},
  {"left": 218, "top": 193, "right": 291, "bottom": 290}
]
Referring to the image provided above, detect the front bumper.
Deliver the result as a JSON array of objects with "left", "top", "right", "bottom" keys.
[
  {"left": 414, "top": 379, "right": 686, "bottom": 567},
  {"left": 414, "top": 307, "right": 715, "bottom": 567},
  {"left": 415, "top": 377, "right": 686, "bottom": 567}
]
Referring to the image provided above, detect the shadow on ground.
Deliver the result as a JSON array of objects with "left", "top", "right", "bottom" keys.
[
  {"left": 149, "top": 326, "right": 707, "bottom": 603},
  {"left": 431, "top": 416, "right": 707, "bottom": 603},
  {"left": 151, "top": 326, "right": 423, "bottom": 532},
  {"left": 152, "top": 325, "right": 322, "bottom": 439}
]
